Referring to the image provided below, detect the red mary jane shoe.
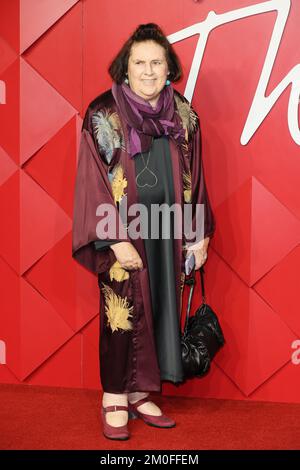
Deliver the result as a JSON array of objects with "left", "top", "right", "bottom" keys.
[
  {"left": 128, "top": 397, "right": 176, "bottom": 428},
  {"left": 101, "top": 405, "right": 129, "bottom": 440}
]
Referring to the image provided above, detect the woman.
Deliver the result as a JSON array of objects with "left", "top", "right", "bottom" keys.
[{"left": 72, "top": 23, "right": 215, "bottom": 440}]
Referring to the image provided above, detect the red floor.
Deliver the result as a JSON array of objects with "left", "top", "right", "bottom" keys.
[{"left": 0, "top": 383, "right": 300, "bottom": 450}]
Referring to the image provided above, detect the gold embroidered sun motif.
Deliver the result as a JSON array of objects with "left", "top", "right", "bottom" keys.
[
  {"left": 174, "top": 95, "right": 198, "bottom": 141},
  {"left": 109, "top": 260, "right": 129, "bottom": 282},
  {"left": 101, "top": 283, "right": 133, "bottom": 332},
  {"left": 183, "top": 170, "right": 192, "bottom": 203},
  {"left": 111, "top": 163, "right": 128, "bottom": 204}
]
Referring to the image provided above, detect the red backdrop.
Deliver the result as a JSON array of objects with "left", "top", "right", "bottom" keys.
[{"left": 0, "top": 0, "right": 300, "bottom": 403}]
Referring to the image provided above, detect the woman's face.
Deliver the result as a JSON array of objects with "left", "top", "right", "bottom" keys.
[{"left": 127, "top": 40, "right": 169, "bottom": 108}]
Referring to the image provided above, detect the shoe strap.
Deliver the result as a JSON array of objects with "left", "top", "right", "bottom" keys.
[
  {"left": 129, "top": 397, "right": 151, "bottom": 408},
  {"left": 103, "top": 405, "right": 128, "bottom": 413}
]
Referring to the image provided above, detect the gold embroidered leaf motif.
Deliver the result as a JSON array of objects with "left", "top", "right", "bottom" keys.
[
  {"left": 189, "top": 107, "right": 198, "bottom": 134},
  {"left": 108, "top": 112, "right": 122, "bottom": 134},
  {"left": 174, "top": 95, "right": 198, "bottom": 141},
  {"left": 183, "top": 170, "right": 192, "bottom": 203},
  {"left": 101, "top": 283, "right": 133, "bottom": 332},
  {"left": 111, "top": 163, "right": 127, "bottom": 204},
  {"left": 180, "top": 271, "right": 185, "bottom": 292},
  {"left": 180, "top": 271, "right": 185, "bottom": 312},
  {"left": 181, "top": 141, "right": 189, "bottom": 156},
  {"left": 109, "top": 260, "right": 129, "bottom": 282}
]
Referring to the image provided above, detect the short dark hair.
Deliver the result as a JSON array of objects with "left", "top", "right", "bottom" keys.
[{"left": 108, "top": 23, "right": 182, "bottom": 84}]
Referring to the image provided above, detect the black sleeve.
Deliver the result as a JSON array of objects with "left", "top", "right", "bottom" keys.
[{"left": 94, "top": 240, "right": 120, "bottom": 251}]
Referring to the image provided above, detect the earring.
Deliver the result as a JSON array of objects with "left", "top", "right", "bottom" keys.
[
  {"left": 124, "top": 76, "right": 129, "bottom": 84},
  {"left": 166, "top": 79, "right": 171, "bottom": 86}
]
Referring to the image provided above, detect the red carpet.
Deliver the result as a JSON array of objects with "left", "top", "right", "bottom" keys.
[{"left": 0, "top": 384, "right": 299, "bottom": 450}]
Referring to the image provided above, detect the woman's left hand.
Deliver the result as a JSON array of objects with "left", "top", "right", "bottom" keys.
[{"left": 188, "top": 237, "right": 210, "bottom": 270}]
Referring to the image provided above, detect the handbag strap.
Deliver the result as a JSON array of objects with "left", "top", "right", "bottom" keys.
[{"left": 183, "top": 266, "right": 206, "bottom": 334}]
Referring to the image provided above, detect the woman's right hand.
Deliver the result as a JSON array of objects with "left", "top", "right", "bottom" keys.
[{"left": 110, "top": 242, "right": 143, "bottom": 271}]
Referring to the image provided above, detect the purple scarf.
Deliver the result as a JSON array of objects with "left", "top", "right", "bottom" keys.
[{"left": 111, "top": 81, "right": 186, "bottom": 158}]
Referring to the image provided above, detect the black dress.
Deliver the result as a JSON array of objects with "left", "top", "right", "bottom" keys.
[{"left": 95, "top": 136, "right": 184, "bottom": 383}]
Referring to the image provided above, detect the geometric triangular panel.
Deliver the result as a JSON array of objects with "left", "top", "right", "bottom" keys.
[
  {"left": 20, "top": 171, "right": 71, "bottom": 274},
  {"left": 0, "top": 145, "right": 18, "bottom": 187},
  {"left": 0, "top": 256, "right": 21, "bottom": 376},
  {"left": 0, "top": 59, "right": 20, "bottom": 164},
  {"left": 0, "top": 0, "right": 19, "bottom": 53},
  {"left": 24, "top": 117, "right": 78, "bottom": 218},
  {"left": 254, "top": 246, "right": 300, "bottom": 338},
  {"left": 245, "top": 289, "right": 297, "bottom": 395},
  {"left": 202, "top": 252, "right": 297, "bottom": 396},
  {"left": 25, "top": 334, "right": 82, "bottom": 388},
  {"left": 0, "top": 171, "right": 20, "bottom": 274},
  {"left": 20, "top": 59, "right": 76, "bottom": 164},
  {"left": 0, "top": 36, "right": 18, "bottom": 74},
  {"left": 23, "top": 2, "right": 82, "bottom": 111},
  {"left": 248, "top": 360, "right": 300, "bottom": 404},
  {"left": 0, "top": 365, "right": 20, "bottom": 385},
  {"left": 20, "top": 277, "right": 74, "bottom": 380},
  {"left": 25, "top": 233, "right": 99, "bottom": 332},
  {"left": 251, "top": 177, "right": 300, "bottom": 285},
  {"left": 213, "top": 178, "right": 252, "bottom": 284},
  {"left": 214, "top": 177, "right": 300, "bottom": 286},
  {"left": 20, "top": 0, "right": 79, "bottom": 53}
]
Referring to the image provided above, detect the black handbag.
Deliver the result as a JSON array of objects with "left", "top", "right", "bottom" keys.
[{"left": 181, "top": 266, "right": 225, "bottom": 379}]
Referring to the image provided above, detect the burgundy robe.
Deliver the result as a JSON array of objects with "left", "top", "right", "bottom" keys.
[{"left": 72, "top": 88, "right": 216, "bottom": 393}]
